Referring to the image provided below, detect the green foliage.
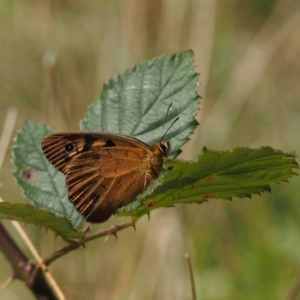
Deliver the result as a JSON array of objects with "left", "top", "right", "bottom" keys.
[
  {"left": 0, "top": 202, "right": 83, "bottom": 240},
  {"left": 118, "top": 147, "right": 298, "bottom": 218},
  {"left": 5, "top": 50, "right": 299, "bottom": 240},
  {"left": 12, "top": 121, "right": 83, "bottom": 229},
  {"left": 81, "top": 50, "right": 199, "bottom": 159}
]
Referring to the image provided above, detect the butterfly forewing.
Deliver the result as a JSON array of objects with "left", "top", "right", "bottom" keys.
[{"left": 42, "top": 133, "right": 102, "bottom": 174}]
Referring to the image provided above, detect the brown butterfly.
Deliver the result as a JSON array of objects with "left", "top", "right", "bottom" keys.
[{"left": 42, "top": 132, "right": 171, "bottom": 223}]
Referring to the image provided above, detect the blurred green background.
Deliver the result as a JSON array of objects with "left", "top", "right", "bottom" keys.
[{"left": 0, "top": 0, "right": 300, "bottom": 299}]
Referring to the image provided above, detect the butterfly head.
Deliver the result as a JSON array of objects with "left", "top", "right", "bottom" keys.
[
  {"left": 158, "top": 140, "right": 170, "bottom": 158},
  {"left": 157, "top": 114, "right": 179, "bottom": 158}
]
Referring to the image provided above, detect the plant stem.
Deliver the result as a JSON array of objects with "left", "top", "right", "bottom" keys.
[
  {"left": 44, "top": 218, "right": 136, "bottom": 265},
  {"left": 185, "top": 253, "right": 197, "bottom": 300},
  {"left": 0, "top": 222, "right": 57, "bottom": 300}
]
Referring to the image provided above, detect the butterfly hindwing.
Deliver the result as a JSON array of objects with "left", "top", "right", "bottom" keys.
[{"left": 65, "top": 147, "right": 150, "bottom": 222}]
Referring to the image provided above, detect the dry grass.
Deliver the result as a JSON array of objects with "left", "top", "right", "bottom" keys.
[{"left": 0, "top": 0, "right": 300, "bottom": 299}]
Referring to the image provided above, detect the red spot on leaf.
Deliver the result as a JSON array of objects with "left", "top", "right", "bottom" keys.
[
  {"left": 205, "top": 175, "right": 216, "bottom": 181},
  {"left": 167, "top": 165, "right": 175, "bottom": 171},
  {"left": 144, "top": 200, "right": 156, "bottom": 207},
  {"left": 23, "top": 168, "right": 37, "bottom": 184},
  {"left": 200, "top": 193, "right": 214, "bottom": 199}
]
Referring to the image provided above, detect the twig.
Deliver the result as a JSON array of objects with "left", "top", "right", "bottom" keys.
[
  {"left": 0, "top": 222, "right": 32, "bottom": 281},
  {"left": 0, "top": 197, "right": 66, "bottom": 300},
  {"left": 0, "top": 276, "right": 13, "bottom": 289},
  {"left": 44, "top": 218, "right": 136, "bottom": 265},
  {"left": 10, "top": 216, "right": 66, "bottom": 300},
  {"left": 185, "top": 253, "right": 197, "bottom": 300},
  {"left": 0, "top": 222, "right": 56, "bottom": 299}
]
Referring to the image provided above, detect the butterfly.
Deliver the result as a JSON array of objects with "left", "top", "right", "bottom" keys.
[{"left": 41, "top": 132, "right": 171, "bottom": 223}]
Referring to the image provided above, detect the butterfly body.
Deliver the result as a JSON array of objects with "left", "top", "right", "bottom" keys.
[{"left": 42, "top": 132, "right": 169, "bottom": 223}]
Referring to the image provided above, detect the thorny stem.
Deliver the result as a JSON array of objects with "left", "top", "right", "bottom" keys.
[
  {"left": 44, "top": 218, "right": 136, "bottom": 266},
  {"left": 0, "top": 217, "right": 137, "bottom": 299}
]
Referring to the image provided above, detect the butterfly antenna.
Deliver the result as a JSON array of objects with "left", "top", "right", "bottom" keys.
[
  {"left": 164, "top": 103, "right": 173, "bottom": 126},
  {"left": 160, "top": 103, "right": 173, "bottom": 137},
  {"left": 161, "top": 116, "right": 179, "bottom": 141}
]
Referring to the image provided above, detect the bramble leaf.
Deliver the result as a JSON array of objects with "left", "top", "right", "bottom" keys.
[
  {"left": 81, "top": 50, "right": 199, "bottom": 158},
  {"left": 12, "top": 121, "right": 83, "bottom": 229},
  {"left": 0, "top": 202, "right": 83, "bottom": 240},
  {"left": 118, "top": 147, "right": 299, "bottom": 218}
]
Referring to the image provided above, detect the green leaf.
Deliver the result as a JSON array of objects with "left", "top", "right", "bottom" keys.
[
  {"left": 9, "top": 51, "right": 299, "bottom": 236},
  {"left": 0, "top": 203, "right": 83, "bottom": 240},
  {"left": 7, "top": 51, "right": 199, "bottom": 234},
  {"left": 12, "top": 121, "right": 83, "bottom": 228},
  {"left": 117, "top": 147, "right": 299, "bottom": 218},
  {"left": 80, "top": 50, "right": 200, "bottom": 158},
  {"left": 9, "top": 51, "right": 199, "bottom": 236}
]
